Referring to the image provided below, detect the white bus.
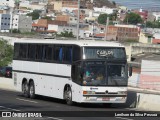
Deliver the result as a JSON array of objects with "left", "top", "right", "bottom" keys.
[{"left": 13, "top": 40, "right": 132, "bottom": 105}]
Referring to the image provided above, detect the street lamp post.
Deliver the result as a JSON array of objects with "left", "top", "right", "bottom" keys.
[{"left": 105, "top": 17, "right": 109, "bottom": 40}]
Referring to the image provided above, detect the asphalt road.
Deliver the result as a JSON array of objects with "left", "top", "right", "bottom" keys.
[{"left": 0, "top": 89, "right": 159, "bottom": 120}]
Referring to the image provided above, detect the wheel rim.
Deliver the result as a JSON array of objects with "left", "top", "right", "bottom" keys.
[
  {"left": 65, "top": 90, "right": 72, "bottom": 102},
  {"left": 23, "top": 83, "right": 27, "bottom": 94},
  {"left": 30, "top": 85, "right": 34, "bottom": 96}
]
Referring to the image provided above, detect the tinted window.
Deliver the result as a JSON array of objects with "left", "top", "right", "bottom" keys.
[
  {"left": 35, "top": 45, "right": 43, "bottom": 60},
  {"left": 54, "top": 46, "right": 62, "bottom": 62},
  {"left": 63, "top": 46, "right": 72, "bottom": 63},
  {"left": 73, "top": 46, "right": 81, "bottom": 62},
  {"left": 44, "top": 45, "right": 53, "bottom": 61},
  {"left": 19, "top": 44, "right": 28, "bottom": 59},
  {"left": 14, "top": 43, "right": 20, "bottom": 59},
  {"left": 28, "top": 44, "right": 36, "bottom": 60}
]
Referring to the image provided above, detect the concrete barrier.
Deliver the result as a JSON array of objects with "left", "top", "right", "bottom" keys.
[
  {"left": 0, "top": 77, "right": 16, "bottom": 91},
  {"left": 137, "top": 93, "right": 160, "bottom": 111}
]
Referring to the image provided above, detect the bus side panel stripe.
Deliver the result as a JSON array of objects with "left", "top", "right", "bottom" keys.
[{"left": 13, "top": 70, "right": 71, "bottom": 79}]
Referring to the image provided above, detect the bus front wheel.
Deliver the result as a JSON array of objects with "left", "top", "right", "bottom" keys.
[
  {"left": 22, "top": 81, "right": 29, "bottom": 98},
  {"left": 29, "top": 81, "right": 35, "bottom": 99},
  {"left": 64, "top": 87, "right": 73, "bottom": 105}
]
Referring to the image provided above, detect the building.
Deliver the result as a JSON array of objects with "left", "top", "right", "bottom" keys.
[
  {"left": 32, "top": 19, "right": 67, "bottom": 34},
  {"left": 0, "top": 5, "right": 10, "bottom": 14},
  {"left": 139, "top": 32, "right": 153, "bottom": 43},
  {"left": 152, "top": 12, "right": 160, "bottom": 21},
  {"left": 93, "top": 6, "right": 115, "bottom": 14},
  {"left": 12, "top": 15, "right": 32, "bottom": 33},
  {"left": 0, "top": 14, "right": 11, "bottom": 32},
  {"left": 58, "top": 25, "right": 77, "bottom": 37},
  {"left": 0, "top": 0, "right": 15, "bottom": 8},
  {"left": 115, "top": 25, "right": 140, "bottom": 42},
  {"left": 48, "top": 0, "right": 63, "bottom": 12},
  {"left": 152, "top": 33, "right": 160, "bottom": 44},
  {"left": 134, "top": 8, "right": 148, "bottom": 21}
]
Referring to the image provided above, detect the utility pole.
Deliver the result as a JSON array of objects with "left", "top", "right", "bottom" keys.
[
  {"left": 104, "top": 17, "right": 109, "bottom": 41},
  {"left": 76, "top": 0, "right": 80, "bottom": 40},
  {"left": 92, "top": 22, "right": 94, "bottom": 40}
]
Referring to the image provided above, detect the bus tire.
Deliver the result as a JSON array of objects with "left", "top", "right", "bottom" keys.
[
  {"left": 64, "top": 87, "right": 73, "bottom": 105},
  {"left": 29, "top": 81, "right": 35, "bottom": 99},
  {"left": 22, "top": 81, "right": 29, "bottom": 98}
]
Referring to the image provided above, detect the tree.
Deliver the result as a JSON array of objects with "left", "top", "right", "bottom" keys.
[
  {"left": 146, "top": 21, "right": 160, "bottom": 28},
  {"left": 58, "top": 31, "right": 75, "bottom": 38},
  {"left": 27, "top": 10, "right": 40, "bottom": 20},
  {"left": 98, "top": 13, "right": 117, "bottom": 25},
  {"left": 124, "top": 12, "right": 143, "bottom": 25},
  {"left": 0, "top": 39, "right": 13, "bottom": 67},
  {"left": 41, "top": 16, "right": 52, "bottom": 20}
]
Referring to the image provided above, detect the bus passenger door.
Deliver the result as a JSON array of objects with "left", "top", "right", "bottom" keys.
[{"left": 71, "top": 62, "right": 83, "bottom": 102}]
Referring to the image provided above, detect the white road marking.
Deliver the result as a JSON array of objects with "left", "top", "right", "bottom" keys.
[
  {"left": 16, "top": 98, "right": 38, "bottom": 103},
  {"left": 46, "top": 117, "right": 63, "bottom": 120},
  {"left": 0, "top": 106, "right": 20, "bottom": 111},
  {"left": 116, "top": 117, "right": 133, "bottom": 120},
  {"left": 125, "top": 108, "right": 140, "bottom": 111}
]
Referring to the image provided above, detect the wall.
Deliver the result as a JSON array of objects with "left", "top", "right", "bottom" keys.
[
  {"left": 131, "top": 43, "right": 160, "bottom": 55},
  {"left": 18, "top": 15, "right": 32, "bottom": 32},
  {"left": 139, "top": 32, "right": 150, "bottom": 43},
  {"left": 139, "top": 60, "right": 160, "bottom": 91}
]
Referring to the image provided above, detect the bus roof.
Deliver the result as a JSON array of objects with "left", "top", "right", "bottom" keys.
[{"left": 14, "top": 39, "right": 124, "bottom": 47}]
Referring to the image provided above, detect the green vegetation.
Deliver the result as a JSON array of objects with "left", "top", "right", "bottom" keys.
[
  {"left": 21, "top": 32, "right": 36, "bottom": 35},
  {"left": 10, "top": 29, "right": 20, "bottom": 33},
  {"left": 124, "top": 12, "right": 143, "bottom": 25},
  {"left": 146, "top": 21, "right": 160, "bottom": 28},
  {"left": 27, "top": 10, "right": 40, "bottom": 20},
  {"left": 57, "top": 31, "right": 75, "bottom": 38},
  {"left": 125, "top": 39, "right": 139, "bottom": 43},
  {"left": 98, "top": 13, "right": 117, "bottom": 25},
  {"left": 0, "top": 39, "right": 13, "bottom": 67},
  {"left": 41, "top": 16, "right": 52, "bottom": 20}
]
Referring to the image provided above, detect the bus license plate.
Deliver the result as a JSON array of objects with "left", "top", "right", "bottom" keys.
[{"left": 102, "top": 97, "right": 110, "bottom": 101}]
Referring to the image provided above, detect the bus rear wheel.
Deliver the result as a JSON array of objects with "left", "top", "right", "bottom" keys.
[
  {"left": 29, "top": 81, "right": 35, "bottom": 99},
  {"left": 22, "top": 81, "right": 29, "bottom": 98},
  {"left": 64, "top": 87, "right": 73, "bottom": 105}
]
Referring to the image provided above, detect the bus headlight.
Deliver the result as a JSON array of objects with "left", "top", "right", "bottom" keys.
[{"left": 83, "top": 91, "right": 95, "bottom": 95}]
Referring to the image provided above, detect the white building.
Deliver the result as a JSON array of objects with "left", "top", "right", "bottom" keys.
[
  {"left": 93, "top": 6, "right": 115, "bottom": 14},
  {"left": 0, "top": 0, "right": 15, "bottom": 8},
  {"left": 12, "top": 14, "right": 32, "bottom": 32},
  {"left": 153, "top": 12, "right": 160, "bottom": 21},
  {"left": 0, "top": 14, "right": 11, "bottom": 32}
]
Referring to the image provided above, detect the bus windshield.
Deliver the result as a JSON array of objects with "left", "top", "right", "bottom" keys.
[
  {"left": 82, "top": 62, "right": 127, "bottom": 86},
  {"left": 83, "top": 65, "right": 106, "bottom": 86}
]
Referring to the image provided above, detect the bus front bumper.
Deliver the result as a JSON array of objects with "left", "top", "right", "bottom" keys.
[{"left": 81, "top": 95, "right": 127, "bottom": 103}]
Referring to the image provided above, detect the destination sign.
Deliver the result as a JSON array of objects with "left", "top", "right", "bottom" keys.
[{"left": 96, "top": 50, "right": 114, "bottom": 57}]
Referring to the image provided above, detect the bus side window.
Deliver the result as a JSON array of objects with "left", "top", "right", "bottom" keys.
[
  {"left": 59, "top": 47, "right": 63, "bottom": 62},
  {"left": 35, "top": 45, "right": 43, "bottom": 61},
  {"left": 28, "top": 44, "right": 36, "bottom": 61},
  {"left": 63, "top": 46, "right": 72, "bottom": 64},
  {"left": 14, "top": 43, "right": 20, "bottom": 59},
  {"left": 19, "top": 44, "right": 28, "bottom": 59},
  {"left": 44, "top": 45, "right": 53, "bottom": 61}
]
